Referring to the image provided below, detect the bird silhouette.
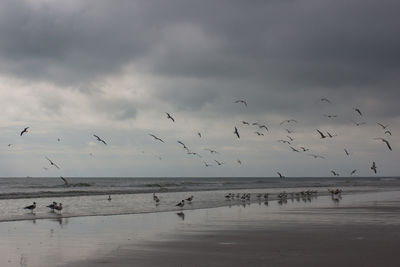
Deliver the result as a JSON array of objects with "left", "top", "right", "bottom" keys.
[
  {"left": 352, "top": 121, "right": 366, "bottom": 126},
  {"left": 277, "top": 172, "right": 285, "bottom": 178},
  {"left": 280, "top": 119, "right": 298, "bottom": 125},
  {"left": 234, "top": 127, "right": 240, "bottom": 138},
  {"left": 289, "top": 146, "right": 299, "bottom": 152},
  {"left": 60, "top": 176, "right": 69, "bottom": 186},
  {"left": 371, "top": 162, "right": 377, "bottom": 174},
  {"left": 254, "top": 131, "right": 264, "bottom": 136},
  {"left": 234, "top": 100, "right": 247, "bottom": 107},
  {"left": 237, "top": 159, "right": 242, "bottom": 165},
  {"left": 316, "top": 129, "right": 327, "bottom": 139},
  {"left": 373, "top": 138, "right": 392, "bottom": 151},
  {"left": 197, "top": 132, "right": 202, "bottom": 138},
  {"left": 320, "top": 98, "right": 331, "bottom": 103},
  {"left": 204, "top": 161, "right": 212, "bottom": 167},
  {"left": 377, "top": 123, "right": 390, "bottom": 130},
  {"left": 214, "top": 160, "right": 224, "bottom": 166},
  {"left": 300, "top": 147, "right": 309, "bottom": 152},
  {"left": 344, "top": 149, "right": 350, "bottom": 155},
  {"left": 331, "top": 170, "right": 339, "bottom": 176},
  {"left": 259, "top": 125, "right": 269, "bottom": 131},
  {"left": 324, "top": 114, "right": 338, "bottom": 118},
  {"left": 45, "top": 156, "right": 60, "bottom": 169},
  {"left": 20, "top": 127, "right": 29, "bottom": 136},
  {"left": 350, "top": 169, "right": 358, "bottom": 175},
  {"left": 354, "top": 108, "right": 362, "bottom": 116},
  {"left": 177, "top": 141, "right": 189, "bottom": 151},
  {"left": 149, "top": 134, "right": 164, "bottom": 143},
  {"left": 166, "top": 112, "right": 175, "bottom": 122},
  {"left": 242, "top": 121, "right": 250, "bottom": 125},
  {"left": 278, "top": 140, "right": 291, "bottom": 144},
  {"left": 93, "top": 134, "right": 107, "bottom": 145}
]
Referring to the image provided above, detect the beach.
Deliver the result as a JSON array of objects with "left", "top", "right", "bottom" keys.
[{"left": 1, "top": 188, "right": 399, "bottom": 267}]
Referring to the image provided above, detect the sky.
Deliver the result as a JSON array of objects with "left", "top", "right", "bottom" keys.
[{"left": 0, "top": 0, "right": 399, "bottom": 177}]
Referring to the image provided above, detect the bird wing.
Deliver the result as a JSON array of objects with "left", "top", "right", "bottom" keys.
[
  {"left": 383, "top": 140, "right": 392, "bottom": 151},
  {"left": 316, "top": 129, "right": 325, "bottom": 138}
]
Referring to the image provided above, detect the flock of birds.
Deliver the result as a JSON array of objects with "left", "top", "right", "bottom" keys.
[{"left": 12, "top": 96, "right": 395, "bottom": 213}]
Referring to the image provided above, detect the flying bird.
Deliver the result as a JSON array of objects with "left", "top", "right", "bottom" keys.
[
  {"left": 254, "top": 131, "right": 264, "bottom": 136},
  {"left": 166, "top": 112, "right": 175, "bottom": 122},
  {"left": 344, "top": 149, "right": 350, "bottom": 156},
  {"left": 350, "top": 169, "right": 358, "bottom": 175},
  {"left": 242, "top": 121, "right": 250, "bottom": 125},
  {"left": 326, "top": 132, "right": 337, "bottom": 138},
  {"left": 93, "top": 134, "right": 107, "bottom": 145},
  {"left": 149, "top": 134, "right": 164, "bottom": 143},
  {"left": 234, "top": 100, "right": 247, "bottom": 107},
  {"left": 384, "top": 130, "right": 392, "bottom": 136},
  {"left": 377, "top": 123, "right": 390, "bottom": 130},
  {"left": 259, "top": 125, "right": 269, "bottom": 131},
  {"left": 277, "top": 172, "right": 285, "bottom": 179},
  {"left": 60, "top": 176, "right": 69, "bottom": 186},
  {"left": 278, "top": 140, "right": 291, "bottom": 144},
  {"left": 286, "top": 136, "right": 294, "bottom": 142},
  {"left": 204, "top": 161, "right": 212, "bottom": 167},
  {"left": 300, "top": 147, "right": 309, "bottom": 152},
  {"left": 308, "top": 154, "right": 326, "bottom": 159},
  {"left": 20, "top": 127, "right": 29, "bottom": 136},
  {"left": 285, "top": 129, "right": 295, "bottom": 134},
  {"left": 331, "top": 170, "right": 339, "bottom": 176},
  {"left": 280, "top": 119, "right": 297, "bottom": 125},
  {"left": 323, "top": 114, "right": 338, "bottom": 118},
  {"left": 45, "top": 156, "right": 60, "bottom": 169},
  {"left": 371, "top": 162, "right": 377, "bottom": 174},
  {"left": 289, "top": 146, "right": 299, "bottom": 152},
  {"left": 316, "top": 129, "right": 327, "bottom": 139},
  {"left": 204, "top": 148, "right": 218, "bottom": 154},
  {"left": 354, "top": 108, "right": 362, "bottom": 116},
  {"left": 214, "top": 160, "right": 224, "bottom": 166},
  {"left": 352, "top": 121, "right": 366, "bottom": 126},
  {"left": 320, "top": 98, "right": 331, "bottom": 103},
  {"left": 177, "top": 141, "right": 188, "bottom": 151},
  {"left": 237, "top": 159, "right": 242, "bottom": 165},
  {"left": 234, "top": 127, "right": 240, "bottom": 139},
  {"left": 373, "top": 138, "right": 392, "bottom": 151}
]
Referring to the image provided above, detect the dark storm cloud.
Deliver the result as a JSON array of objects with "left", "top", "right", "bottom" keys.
[{"left": 0, "top": 0, "right": 399, "bottom": 119}]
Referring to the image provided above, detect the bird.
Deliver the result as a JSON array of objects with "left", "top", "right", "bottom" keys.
[
  {"left": 24, "top": 202, "right": 36, "bottom": 212},
  {"left": 286, "top": 136, "right": 294, "bottom": 142},
  {"left": 7, "top": 144, "right": 12, "bottom": 147},
  {"left": 371, "top": 162, "right": 377, "bottom": 174},
  {"left": 278, "top": 140, "right": 291, "bottom": 144},
  {"left": 166, "top": 112, "right": 175, "bottom": 122},
  {"left": 197, "top": 132, "right": 202, "bottom": 138},
  {"left": 384, "top": 130, "right": 392, "bottom": 136},
  {"left": 242, "top": 121, "right": 250, "bottom": 125},
  {"left": 289, "top": 146, "right": 299, "bottom": 152},
  {"left": 344, "top": 149, "right": 350, "bottom": 155},
  {"left": 324, "top": 114, "right": 338, "bottom": 118},
  {"left": 352, "top": 121, "right": 366, "bottom": 126},
  {"left": 277, "top": 172, "right": 285, "bottom": 179},
  {"left": 45, "top": 157, "right": 60, "bottom": 169},
  {"left": 377, "top": 123, "right": 390, "bottom": 130},
  {"left": 93, "top": 134, "right": 107, "bottom": 145},
  {"left": 108, "top": 195, "right": 112, "bottom": 201},
  {"left": 254, "top": 131, "right": 264, "bottom": 136},
  {"left": 204, "top": 148, "right": 218, "bottom": 154},
  {"left": 176, "top": 200, "right": 185, "bottom": 208},
  {"left": 187, "top": 151, "right": 201, "bottom": 157},
  {"left": 237, "top": 159, "right": 242, "bottom": 165},
  {"left": 327, "top": 132, "right": 337, "bottom": 138},
  {"left": 300, "top": 147, "right": 309, "bottom": 152},
  {"left": 153, "top": 193, "right": 160, "bottom": 203},
  {"left": 354, "top": 108, "right": 362, "bottom": 116},
  {"left": 234, "top": 100, "right": 247, "bottom": 107},
  {"left": 252, "top": 122, "right": 259, "bottom": 126},
  {"left": 60, "top": 176, "right": 68, "bottom": 186},
  {"left": 46, "top": 202, "right": 57, "bottom": 211},
  {"left": 234, "top": 127, "right": 240, "bottom": 138},
  {"left": 331, "top": 170, "right": 339, "bottom": 176},
  {"left": 320, "top": 98, "right": 331, "bottom": 103},
  {"left": 373, "top": 138, "right": 392, "bottom": 151},
  {"left": 308, "top": 154, "right": 326, "bottom": 159},
  {"left": 20, "top": 127, "right": 29, "bottom": 136},
  {"left": 214, "top": 160, "right": 224, "bottom": 166},
  {"left": 350, "top": 169, "right": 358, "bottom": 175},
  {"left": 177, "top": 141, "right": 189, "bottom": 151},
  {"left": 149, "top": 134, "right": 164, "bottom": 143},
  {"left": 204, "top": 161, "right": 212, "bottom": 167},
  {"left": 316, "top": 129, "right": 327, "bottom": 139},
  {"left": 259, "top": 125, "right": 269, "bottom": 131},
  {"left": 185, "top": 196, "right": 194, "bottom": 202}
]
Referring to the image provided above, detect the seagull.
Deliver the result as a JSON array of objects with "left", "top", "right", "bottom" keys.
[
  {"left": 320, "top": 98, "right": 331, "bottom": 103},
  {"left": 177, "top": 141, "right": 188, "bottom": 151},
  {"left": 377, "top": 123, "right": 390, "bottom": 130},
  {"left": 185, "top": 196, "right": 194, "bottom": 202},
  {"left": 350, "top": 169, "right": 358, "bottom": 175},
  {"left": 308, "top": 154, "right": 326, "bottom": 159},
  {"left": 20, "top": 127, "right": 29, "bottom": 136},
  {"left": 371, "top": 162, "right": 377, "bottom": 174},
  {"left": 331, "top": 170, "right": 339, "bottom": 176},
  {"left": 204, "top": 161, "right": 212, "bottom": 167},
  {"left": 300, "top": 147, "right": 309, "bottom": 152},
  {"left": 166, "top": 112, "right": 175, "bottom": 122},
  {"left": 327, "top": 131, "right": 337, "bottom": 138},
  {"left": 60, "top": 176, "right": 69, "bottom": 186},
  {"left": 197, "top": 132, "right": 202, "bottom": 138},
  {"left": 234, "top": 127, "right": 240, "bottom": 139},
  {"left": 316, "top": 129, "right": 327, "bottom": 139},
  {"left": 24, "top": 202, "right": 36, "bottom": 212},
  {"left": 242, "top": 121, "right": 250, "bottom": 125},
  {"left": 204, "top": 148, "right": 218, "bottom": 154},
  {"left": 47, "top": 202, "right": 57, "bottom": 211},
  {"left": 149, "top": 134, "right": 164, "bottom": 143},
  {"left": 384, "top": 130, "right": 392, "bottom": 136},
  {"left": 277, "top": 172, "right": 285, "bottom": 179},
  {"left": 344, "top": 149, "right": 350, "bottom": 155},
  {"left": 214, "top": 160, "right": 224, "bottom": 166},
  {"left": 45, "top": 157, "right": 60, "bottom": 169},
  {"left": 289, "top": 146, "right": 299, "bottom": 152},
  {"left": 252, "top": 122, "right": 259, "bottom": 126},
  {"left": 234, "top": 100, "right": 247, "bottom": 107},
  {"left": 373, "top": 138, "right": 392, "bottom": 151},
  {"left": 287, "top": 136, "right": 294, "bottom": 142},
  {"left": 237, "top": 159, "right": 242, "bottom": 165},
  {"left": 54, "top": 203, "right": 63, "bottom": 213},
  {"left": 285, "top": 129, "right": 295, "bottom": 134},
  {"left": 324, "top": 114, "right": 338, "bottom": 118},
  {"left": 187, "top": 151, "right": 202, "bottom": 157},
  {"left": 176, "top": 200, "right": 185, "bottom": 208},
  {"left": 259, "top": 125, "right": 269, "bottom": 131},
  {"left": 278, "top": 140, "right": 291, "bottom": 144},
  {"left": 254, "top": 131, "right": 264, "bottom": 136},
  {"left": 354, "top": 108, "right": 362, "bottom": 116},
  {"left": 93, "top": 134, "right": 107, "bottom": 145}
]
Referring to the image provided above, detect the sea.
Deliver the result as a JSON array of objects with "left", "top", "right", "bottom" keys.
[{"left": 0, "top": 176, "right": 399, "bottom": 222}]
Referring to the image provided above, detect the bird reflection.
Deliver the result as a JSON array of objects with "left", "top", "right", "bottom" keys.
[{"left": 176, "top": 211, "right": 185, "bottom": 220}]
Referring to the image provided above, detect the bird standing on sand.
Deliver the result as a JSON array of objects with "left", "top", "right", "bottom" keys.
[
  {"left": 166, "top": 112, "right": 175, "bottom": 122},
  {"left": 24, "top": 202, "right": 36, "bottom": 213},
  {"left": 186, "top": 196, "right": 194, "bottom": 202},
  {"left": 108, "top": 195, "right": 112, "bottom": 201},
  {"left": 20, "top": 127, "right": 29, "bottom": 136},
  {"left": 45, "top": 157, "right": 60, "bottom": 169},
  {"left": 234, "top": 127, "right": 240, "bottom": 139},
  {"left": 47, "top": 202, "right": 57, "bottom": 211},
  {"left": 176, "top": 200, "right": 185, "bottom": 208},
  {"left": 54, "top": 203, "right": 63, "bottom": 213},
  {"left": 371, "top": 162, "right": 377, "bottom": 174},
  {"left": 93, "top": 134, "right": 107, "bottom": 145}
]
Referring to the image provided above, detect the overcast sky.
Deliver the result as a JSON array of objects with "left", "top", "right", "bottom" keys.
[{"left": 0, "top": 0, "right": 399, "bottom": 177}]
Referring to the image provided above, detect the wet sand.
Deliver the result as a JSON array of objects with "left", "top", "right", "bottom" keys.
[{"left": 1, "top": 190, "right": 400, "bottom": 266}]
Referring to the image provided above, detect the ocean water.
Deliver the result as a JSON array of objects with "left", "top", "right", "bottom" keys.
[{"left": 0, "top": 177, "right": 399, "bottom": 222}]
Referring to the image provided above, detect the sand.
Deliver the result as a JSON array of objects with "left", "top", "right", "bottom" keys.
[{"left": 1, "top": 190, "right": 400, "bottom": 266}]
